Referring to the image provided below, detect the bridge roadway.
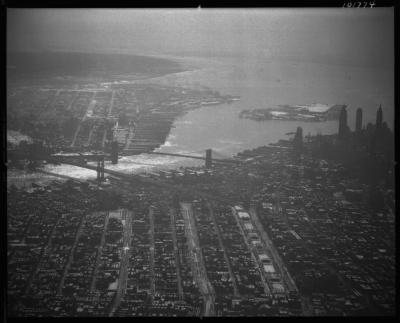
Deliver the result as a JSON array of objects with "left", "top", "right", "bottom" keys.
[
  {"left": 54, "top": 159, "right": 153, "bottom": 182},
  {"left": 50, "top": 156, "right": 247, "bottom": 199},
  {"left": 146, "top": 151, "right": 242, "bottom": 164},
  {"left": 50, "top": 152, "right": 243, "bottom": 183},
  {"left": 51, "top": 150, "right": 242, "bottom": 165},
  {"left": 50, "top": 157, "right": 179, "bottom": 192}
]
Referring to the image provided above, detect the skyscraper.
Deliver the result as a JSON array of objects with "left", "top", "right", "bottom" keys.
[
  {"left": 376, "top": 105, "right": 383, "bottom": 128},
  {"left": 293, "top": 126, "right": 303, "bottom": 154},
  {"left": 355, "top": 108, "right": 363, "bottom": 133},
  {"left": 338, "top": 106, "right": 349, "bottom": 140}
]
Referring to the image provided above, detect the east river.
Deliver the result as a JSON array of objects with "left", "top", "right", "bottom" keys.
[{"left": 8, "top": 54, "right": 394, "bottom": 184}]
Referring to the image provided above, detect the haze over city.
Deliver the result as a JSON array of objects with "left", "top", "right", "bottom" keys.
[
  {"left": 7, "top": 8, "right": 395, "bottom": 318},
  {"left": 8, "top": 9, "right": 393, "bottom": 68}
]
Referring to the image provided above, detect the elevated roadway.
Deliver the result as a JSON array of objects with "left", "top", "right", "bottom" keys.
[{"left": 147, "top": 151, "right": 242, "bottom": 164}]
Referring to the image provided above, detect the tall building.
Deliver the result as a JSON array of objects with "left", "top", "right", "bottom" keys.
[
  {"left": 376, "top": 105, "right": 383, "bottom": 128},
  {"left": 338, "top": 106, "right": 349, "bottom": 140},
  {"left": 293, "top": 126, "right": 303, "bottom": 153},
  {"left": 355, "top": 108, "right": 363, "bottom": 133}
]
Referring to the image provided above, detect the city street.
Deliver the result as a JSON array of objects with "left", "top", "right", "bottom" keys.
[
  {"left": 149, "top": 206, "right": 156, "bottom": 300},
  {"left": 109, "top": 210, "right": 133, "bottom": 316},
  {"left": 90, "top": 212, "right": 109, "bottom": 293},
  {"left": 180, "top": 203, "right": 215, "bottom": 317},
  {"left": 57, "top": 213, "right": 86, "bottom": 296},
  {"left": 170, "top": 208, "right": 184, "bottom": 300},
  {"left": 231, "top": 207, "right": 272, "bottom": 297},
  {"left": 248, "top": 207, "right": 298, "bottom": 294},
  {"left": 207, "top": 200, "right": 240, "bottom": 298}
]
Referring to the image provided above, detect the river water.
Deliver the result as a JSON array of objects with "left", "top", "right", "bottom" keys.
[{"left": 8, "top": 55, "right": 394, "bottom": 184}]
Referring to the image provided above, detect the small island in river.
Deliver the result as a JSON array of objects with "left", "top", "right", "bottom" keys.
[{"left": 239, "top": 103, "right": 346, "bottom": 122}]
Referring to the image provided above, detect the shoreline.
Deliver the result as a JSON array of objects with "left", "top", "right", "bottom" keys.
[{"left": 6, "top": 136, "right": 292, "bottom": 189}]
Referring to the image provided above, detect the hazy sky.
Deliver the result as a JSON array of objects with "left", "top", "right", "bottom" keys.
[{"left": 7, "top": 8, "right": 394, "bottom": 68}]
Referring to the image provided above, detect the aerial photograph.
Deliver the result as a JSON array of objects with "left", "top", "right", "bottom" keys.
[{"left": 6, "top": 7, "right": 395, "bottom": 317}]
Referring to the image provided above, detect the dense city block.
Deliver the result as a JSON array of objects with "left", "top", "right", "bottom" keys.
[{"left": 8, "top": 105, "right": 394, "bottom": 316}]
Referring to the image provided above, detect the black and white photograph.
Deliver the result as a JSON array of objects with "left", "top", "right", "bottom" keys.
[{"left": 5, "top": 4, "right": 396, "bottom": 317}]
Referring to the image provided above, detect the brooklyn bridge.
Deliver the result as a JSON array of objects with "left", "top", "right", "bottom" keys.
[
  {"left": 50, "top": 148, "right": 242, "bottom": 182},
  {"left": 3, "top": 144, "right": 243, "bottom": 183}
]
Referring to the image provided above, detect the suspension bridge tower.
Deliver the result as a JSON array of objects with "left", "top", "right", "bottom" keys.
[
  {"left": 205, "top": 149, "right": 212, "bottom": 168},
  {"left": 111, "top": 141, "right": 119, "bottom": 164},
  {"left": 96, "top": 156, "right": 105, "bottom": 182}
]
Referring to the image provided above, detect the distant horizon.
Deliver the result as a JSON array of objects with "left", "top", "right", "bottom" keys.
[
  {"left": 7, "top": 8, "right": 394, "bottom": 70},
  {"left": 6, "top": 47, "right": 393, "bottom": 72}
]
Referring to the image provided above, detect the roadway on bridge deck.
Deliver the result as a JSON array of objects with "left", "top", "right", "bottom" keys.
[{"left": 147, "top": 151, "right": 242, "bottom": 164}]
